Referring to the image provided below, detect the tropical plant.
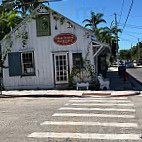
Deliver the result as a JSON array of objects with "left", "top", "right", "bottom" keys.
[
  {"left": 2, "top": 0, "right": 42, "bottom": 16},
  {"left": 82, "top": 11, "right": 106, "bottom": 31},
  {"left": 0, "top": 10, "right": 22, "bottom": 40},
  {"left": 94, "top": 21, "right": 121, "bottom": 58},
  {"left": 2, "top": 0, "right": 62, "bottom": 16}
]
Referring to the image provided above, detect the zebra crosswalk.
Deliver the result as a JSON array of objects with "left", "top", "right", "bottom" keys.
[{"left": 28, "top": 96, "right": 141, "bottom": 141}]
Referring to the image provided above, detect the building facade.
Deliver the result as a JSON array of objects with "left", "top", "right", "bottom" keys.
[{"left": 1, "top": 5, "right": 110, "bottom": 90}]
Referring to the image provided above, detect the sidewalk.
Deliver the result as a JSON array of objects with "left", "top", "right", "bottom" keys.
[
  {"left": 0, "top": 66, "right": 141, "bottom": 98},
  {"left": 107, "top": 66, "right": 133, "bottom": 91},
  {"left": 107, "top": 66, "right": 142, "bottom": 91}
]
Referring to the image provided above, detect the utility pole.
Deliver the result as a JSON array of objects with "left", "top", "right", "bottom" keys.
[
  {"left": 138, "top": 38, "right": 140, "bottom": 60},
  {"left": 114, "top": 13, "right": 119, "bottom": 67},
  {"left": 131, "top": 43, "right": 132, "bottom": 60}
]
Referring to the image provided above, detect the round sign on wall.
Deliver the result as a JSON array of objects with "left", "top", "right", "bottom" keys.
[{"left": 54, "top": 33, "right": 77, "bottom": 46}]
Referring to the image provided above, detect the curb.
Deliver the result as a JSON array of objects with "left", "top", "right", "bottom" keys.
[
  {"left": 82, "top": 93, "right": 111, "bottom": 96},
  {"left": 0, "top": 92, "right": 140, "bottom": 98},
  {"left": 0, "top": 94, "right": 81, "bottom": 98},
  {"left": 111, "top": 91, "right": 140, "bottom": 97}
]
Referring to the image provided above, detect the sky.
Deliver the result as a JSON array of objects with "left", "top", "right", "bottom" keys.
[
  {"left": 0, "top": 0, "right": 142, "bottom": 50},
  {"left": 49, "top": 0, "right": 142, "bottom": 50}
]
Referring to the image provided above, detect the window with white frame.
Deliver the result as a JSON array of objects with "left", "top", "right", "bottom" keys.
[{"left": 21, "top": 52, "right": 35, "bottom": 74}]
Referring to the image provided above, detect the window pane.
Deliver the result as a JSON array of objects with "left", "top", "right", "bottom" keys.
[
  {"left": 64, "top": 76, "right": 67, "bottom": 81},
  {"left": 22, "top": 52, "right": 35, "bottom": 74},
  {"left": 73, "top": 53, "right": 83, "bottom": 68},
  {"left": 60, "top": 77, "right": 63, "bottom": 81},
  {"left": 57, "top": 77, "right": 59, "bottom": 81},
  {"left": 60, "top": 56, "right": 62, "bottom": 60}
]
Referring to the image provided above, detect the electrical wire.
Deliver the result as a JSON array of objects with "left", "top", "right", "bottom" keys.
[
  {"left": 119, "top": 24, "right": 142, "bottom": 29},
  {"left": 122, "top": 33, "right": 138, "bottom": 38},
  {"left": 124, "top": 30, "right": 142, "bottom": 35},
  {"left": 121, "top": 0, "right": 134, "bottom": 32},
  {"left": 119, "top": 23, "right": 142, "bottom": 28},
  {"left": 120, "top": 38, "right": 137, "bottom": 42},
  {"left": 118, "top": 0, "right": 124, "bottom": 24}
]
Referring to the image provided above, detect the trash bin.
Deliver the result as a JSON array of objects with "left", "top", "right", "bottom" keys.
[
  {"left": 122, "top": 65, "right": 127, "bottom": 81},
  {"left": 118, "top": 66, "right": 122, "bottom": 76}
]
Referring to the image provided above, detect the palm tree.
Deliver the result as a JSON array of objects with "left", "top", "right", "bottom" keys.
[
  {"left": 95, "top": 21, "right": 121, "bottom": 44},
  {"left": 82, "top": 11, "right": 106, "bottom": 32},
  {"left": 0, "top": 10, "right": 22, "bottom": 40},
  {"left": 96, "top": 21, "right": 121, "bottom": 58}
]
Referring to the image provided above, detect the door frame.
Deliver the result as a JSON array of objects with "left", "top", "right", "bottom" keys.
[{"left": 53, "top": 52, "right": 69, "bottom": 84}]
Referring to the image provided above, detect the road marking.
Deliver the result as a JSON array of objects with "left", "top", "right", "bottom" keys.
[
  {"left": 59, "top": 107, "right": 135, "bottom": 112},
  {"left": 65, "top": 103, "right": 70, "bottom": 106},
  {"left": 53, "top": 113, "right": 135, "bottom": 118},
  {"left": 28, "top": 132, "right": 141, "bottom": 140},
  {"left": 69, "top": 100, "right": 131, "bottom": 103},
  {"left": 70, "top": 103, "right": 134, "bottom": 106},
  {"left": 40, "top": 121, "right": 137, "bottom": 128}
]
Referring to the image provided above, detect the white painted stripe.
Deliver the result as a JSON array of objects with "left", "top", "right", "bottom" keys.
[
  {"left": 72, "top": 97, "right": 128, "bottom": 100},
  {"left": 69, "top": 100, "right": 131, "bottom": 103},
  {"left": 59, "top": 107, "right": 135, "bottom": 112},
  {"left": 53, "top": 113, "right": 135, "bottom": 118},
  {"left": 41, "top": 121, "right": 138, "bottom": 128},
  {"left": 65, "top": 103, "right": 70, "bottom": 106},
  {"left": 28, "top": 132, "right": 140, "bottom": 140},
  {"left": 71, "top": 103, "right": 134, "bottom": 106}
]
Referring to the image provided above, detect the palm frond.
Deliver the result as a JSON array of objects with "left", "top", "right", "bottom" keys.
[
  {"left": 84, "top": 23, "right": 92, "bottom": 28},
  {"left": 82, "top": 19, "right": 91, "bottom": 23}
]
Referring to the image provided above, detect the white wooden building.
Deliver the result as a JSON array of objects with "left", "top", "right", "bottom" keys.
[{"left": 0, "top": 5, "right": 110, "bottom": 90}]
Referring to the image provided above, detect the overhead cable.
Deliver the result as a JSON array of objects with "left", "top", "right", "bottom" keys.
[
  {"left": 118, "top": 0, "right": 125, "bottom": 24},
  {"left": 121, "top": 0, "right": 134, "bottom": 32}
]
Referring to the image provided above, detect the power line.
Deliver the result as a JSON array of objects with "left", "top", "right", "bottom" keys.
[
  {"left": 130, "top": 15, "right": 142, "bottom": 18},
  {"left": 119, "top": 24, "right": 142, "bottom": 30},
  {"left": 122, "top": 33, "right": 138, "bottom": 38},
  {"left": 120, "top": 38, "right": 137, "bottom": 42},
  {"left": 119, "top": 23, "right": 142, "bottom": 29},
  {"left": 118, "top": 0, "right": 124, "bottom": 24},
  {"left": 124, "top": 30, "right": 142, "bottom": 35},
  {"left": 121, "top": 0, "right": 134, "bottom": 32}
]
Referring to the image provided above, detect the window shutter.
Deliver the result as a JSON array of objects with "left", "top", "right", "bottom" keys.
[
  {"left": 36, "top": 14, "right": 51, "bottom": 36},
  {"left": 8, "top": 52, "right": 22, "bottom": 76}
]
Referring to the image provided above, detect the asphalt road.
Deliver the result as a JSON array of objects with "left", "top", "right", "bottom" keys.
[
  {"left": 1, "top": 95, "right": 142, "bottom": 142},
  {"left": 127, "top": 67, "right": 142, "bottom": 84}
]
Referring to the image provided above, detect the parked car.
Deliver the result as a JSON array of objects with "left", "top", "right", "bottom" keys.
[
  {"left": 126, "top": 61, "right": 134, "bottom": 68},
  {"left": 136, "top": 59, "right": 142, "bottom": 66}
]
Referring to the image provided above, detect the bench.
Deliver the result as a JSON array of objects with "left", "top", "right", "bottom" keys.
[
  {"left": 76, "top": 82, "right": 89, "bottom": 90},
  {"left": 98, "top": 74, "right": 110, "bottom": 90}
]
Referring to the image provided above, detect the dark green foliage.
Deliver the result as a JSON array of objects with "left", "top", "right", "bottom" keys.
[
  {"left": 83, "top": 13, "right": 121, "bottom": 60},
  {"left": 2, "top": 0, "right": 50, "bottom": 16},
  {"left": 119, "top": 50, "right": 131, "bottom": 60},
  {"left": 119, "top": 43, "right": 142, "bottom": 60},
  {"left": 0, "top": 10, "right": 23, "bottom": 41},
  {"left": 82, "top": 11, "right": 106, "bottom": 30}
]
